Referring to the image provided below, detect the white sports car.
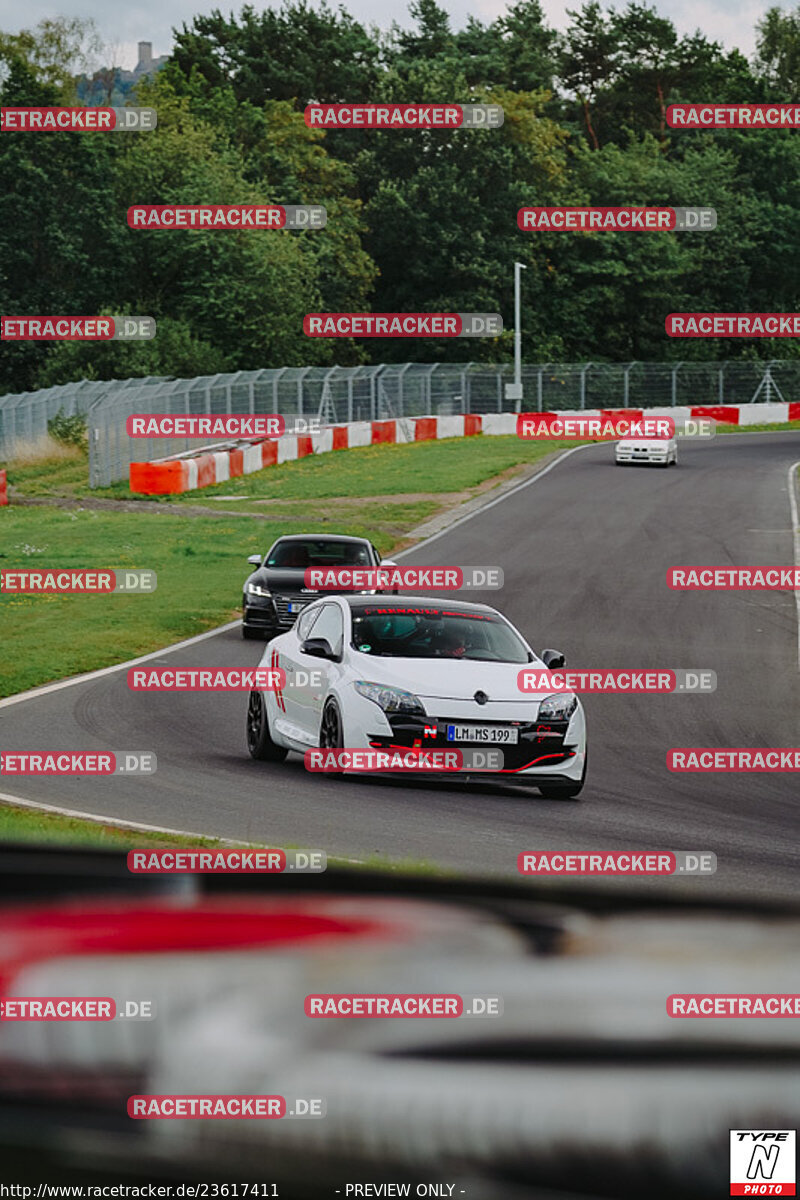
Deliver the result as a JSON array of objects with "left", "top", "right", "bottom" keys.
[
  {"left": 615, "top": 435, "right": 678, "bottom": 466},
  {"left": 246, "top": 595, "right": 588, "bottom": 798}
]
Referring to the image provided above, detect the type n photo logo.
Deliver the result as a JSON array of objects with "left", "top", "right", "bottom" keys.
[{"left": 730, "top": 1130, "right": 796, "bottom": 1195}]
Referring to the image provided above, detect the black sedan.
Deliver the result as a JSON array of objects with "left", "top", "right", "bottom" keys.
[{"left": 242, "top": 534, "right": 396, "bottom": 639}]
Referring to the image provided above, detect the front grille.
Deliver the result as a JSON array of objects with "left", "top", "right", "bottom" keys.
[
  {"left": 274, "top": 594, "right": 311, "bottom": 626},
  {"left": 369, "top": 715, "right": 573, "bottom": 772}
]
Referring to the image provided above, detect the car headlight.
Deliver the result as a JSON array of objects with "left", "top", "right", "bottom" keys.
[
  {"left": 246, "top": 583, "right": 272, "bottom": 599},
  {"left": 538, "top": 693, "right": 577, "bottom": 721},
  {"left": 355, "top": 681, "right": 426, "bottom": 717}
]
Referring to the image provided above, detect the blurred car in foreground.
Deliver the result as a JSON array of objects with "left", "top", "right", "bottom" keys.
[{"left": 0, "top": 844, "right": 797, "bottom": 1197}]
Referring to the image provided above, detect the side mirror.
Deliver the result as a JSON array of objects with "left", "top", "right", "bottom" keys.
[
  {"left": 247, "top": 554, "right": 262, "bottom": 567},
  {"left": 300, "top": 637, "right": 336, "bottom": 660},
  {"left": 541, "top": 648, "right": 565, "bottom": 669}
]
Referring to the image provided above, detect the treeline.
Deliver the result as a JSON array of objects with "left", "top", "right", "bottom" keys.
[{"left": 0, "top": 1, "right": 798, "bottom": 393}]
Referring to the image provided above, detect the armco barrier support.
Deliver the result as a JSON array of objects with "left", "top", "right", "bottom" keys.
[{"left": 128, "top": 405, "right": 797, "bottom": 496}]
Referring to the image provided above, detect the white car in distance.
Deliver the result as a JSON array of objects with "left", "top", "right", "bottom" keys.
[{"left": 615, "top": 435, "right": 678, "bottom": 467}]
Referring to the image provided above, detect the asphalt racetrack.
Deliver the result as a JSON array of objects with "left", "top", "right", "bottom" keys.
[{"left": 3, "top": 432, "right": 800, "bottom": 897}]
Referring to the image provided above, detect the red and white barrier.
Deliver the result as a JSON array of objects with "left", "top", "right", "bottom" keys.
[
  {"left": 0, "top": 468, "right": 7, "bottom": 506},
  {"left": 128, "top": 404, "right": 800, "bottom": 496}
]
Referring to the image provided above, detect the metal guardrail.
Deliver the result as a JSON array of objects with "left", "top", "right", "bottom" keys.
[{"left": 1, "top": 361, "right": 797, "bottom": 487}]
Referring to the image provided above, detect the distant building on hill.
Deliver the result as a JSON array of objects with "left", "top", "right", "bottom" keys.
[
  {"left": 78, "top": 41, "right": 168, "bottom": 105},
  {"left": 121, "top": 42, "right": 170, "bottom": 84}
]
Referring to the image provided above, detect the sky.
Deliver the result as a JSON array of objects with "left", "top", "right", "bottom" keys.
[{"left": 0, "top": 0, "right": 790, "bottom": 72}]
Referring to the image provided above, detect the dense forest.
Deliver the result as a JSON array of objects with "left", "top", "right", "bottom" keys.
[{"left": 0, "top": 0, "right": 798, "bottom": 392}]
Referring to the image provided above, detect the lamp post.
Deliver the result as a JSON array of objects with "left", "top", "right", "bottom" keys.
[{"left": 506, "top": 261, "right": 527, "bottom": 412}]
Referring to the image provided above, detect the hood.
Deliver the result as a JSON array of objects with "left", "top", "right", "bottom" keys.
[
  {"left": 351, "top": 656, "right": 552, "bottom": 702},
  {"left": 617, "top": 437, "right": 671, "bottom": 450}
]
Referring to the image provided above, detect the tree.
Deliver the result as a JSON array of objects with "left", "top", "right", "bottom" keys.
[
  {"left": 0, "top": 16, "right": 102, "bottom": 101},
  {"left": 755, "top": 5, "right": 800, "bottom": 96},
  {"left": 0, "top": 59, "right": 131, "bottom": 392}
]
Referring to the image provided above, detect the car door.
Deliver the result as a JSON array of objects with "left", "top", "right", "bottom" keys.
[
  {"left": 271, "top": 604, "right": 322, "bottom": 743},
  {"left": 294, "top": 602, "right": 346, "bottom": 740}
]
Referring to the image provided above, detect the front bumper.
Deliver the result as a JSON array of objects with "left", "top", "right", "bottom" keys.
[
  {"left": 365, "top": 713, "right": 584, "bottom": 780},
  {"left": 615, "top": 450, "right": 669, "bottom": 464}
]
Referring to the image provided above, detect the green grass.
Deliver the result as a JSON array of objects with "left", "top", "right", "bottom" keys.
[
  {"left": 4, "top": 435, "right": 572, "bottom": 504},
  {"left": 0, "top": 435, "right": 570, "bottom": 698},
  {"left": 158, "top": 435, "right": 569, "bottom": 502},
  {"left": 1, "top": 452, "right": 90, "bottom": 498},
  {"left": 0, "top": 504, "right": 435, "bottom": 698},
  {"left": 0, "top": 801, "right": 232, "bottom": 848},
  {"left": 0, "top": 799, "right": 452, "bottom": 873},
  {"left": 716, "top": 420, "right": 800, "bottom": 434}
]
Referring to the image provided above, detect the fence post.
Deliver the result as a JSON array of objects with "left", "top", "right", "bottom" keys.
[
  {"left": 580, "top": 363, "right": 593, "bottom": 410},
  {"left": 671, "top": 362, "right": 682, "bottom": 406}
]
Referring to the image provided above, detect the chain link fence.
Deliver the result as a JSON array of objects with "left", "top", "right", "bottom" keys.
[{"left": 1, "top": 361, "right": 798, "bottom": 488}]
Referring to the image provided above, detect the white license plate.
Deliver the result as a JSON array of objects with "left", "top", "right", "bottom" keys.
[
  {"left": 446, "top": 724, "right": 518, "bottom": 744},
  {"left": 287, "top": 602, "right": 306, "bottom": 614}
]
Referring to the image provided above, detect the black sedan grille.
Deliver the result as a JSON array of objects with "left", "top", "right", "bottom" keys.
[{"left": 274, "top": 594, "right": 313, "bottom": 626}]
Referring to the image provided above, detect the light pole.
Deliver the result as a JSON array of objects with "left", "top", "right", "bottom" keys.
[{"left": 507, "top": 261, "right": 527, "bottom": 412}]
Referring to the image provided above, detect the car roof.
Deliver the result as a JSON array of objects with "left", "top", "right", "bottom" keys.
[
  {"left": 270, "top": 533, "right": 371, "bottom": 545},
  {"left": 345, "top": 595, "right": 501, "bottom": 616}
]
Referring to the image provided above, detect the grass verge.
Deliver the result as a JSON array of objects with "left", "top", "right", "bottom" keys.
[{"left": 0, "top": 798, "right": 451, "bottom": 870}]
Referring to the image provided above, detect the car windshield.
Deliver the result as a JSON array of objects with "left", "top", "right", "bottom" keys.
[
  {"left": 350, "top": 606, "right": 529, "bottom": 662},
  {"left": 266, "top": 540, "right": 372, "bottom": 569}
]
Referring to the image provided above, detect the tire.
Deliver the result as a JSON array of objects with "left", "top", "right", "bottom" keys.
[
  {"left": 320, "top": 698, "right": 344, "bottom": 747},
  {"left": 246, "top": 690, "right": 287, "bottom": 761},
  {"left": 319, "top": 698, "right": 345, "bottom": 774},
  {"left": 538, "top": 753, "right": 587, "bottom": 800}
]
